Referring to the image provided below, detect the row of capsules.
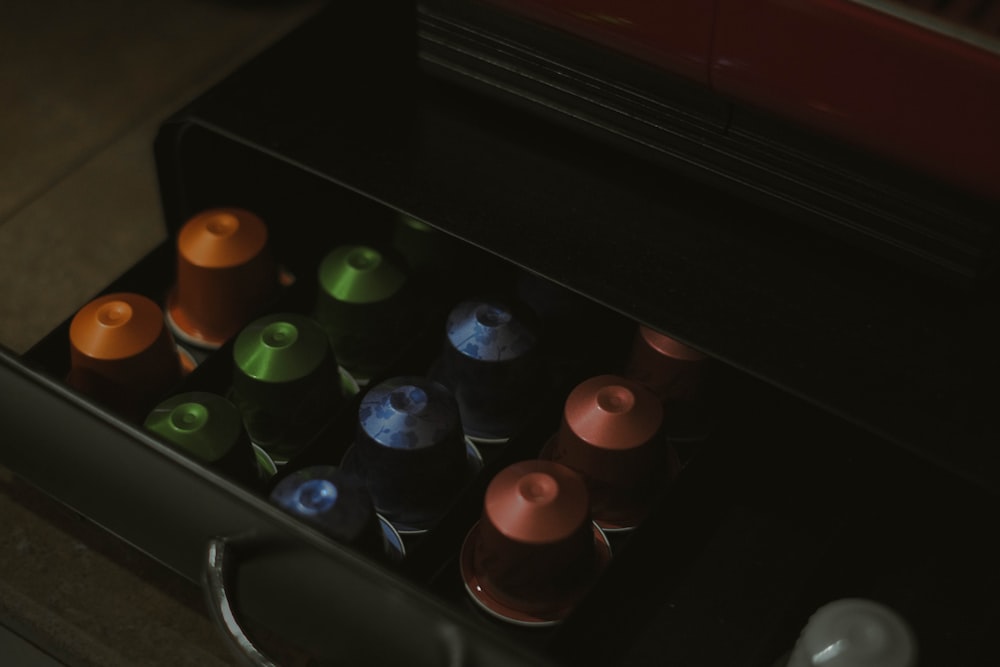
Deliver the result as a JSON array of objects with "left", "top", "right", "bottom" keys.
[
  {"left": 60, "top": 205, "right": 714, "bottom": 619},
  {"left": 61, "top": 207, "right": 537, "bottom": 560},
  {"left": 437, "top": 301, "right": 928, "bottom": 663},
  {"left": 453, "top": 309, "right": 711, "bottom": 627}
]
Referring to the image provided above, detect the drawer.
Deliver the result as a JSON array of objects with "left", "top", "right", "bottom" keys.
[{"left": 3, "top": 4, "right": 999, "bottom": 666}]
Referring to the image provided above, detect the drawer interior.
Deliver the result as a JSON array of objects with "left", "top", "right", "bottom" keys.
[{"left": 13, "top": 133, "right": 999, "bottom": 666}]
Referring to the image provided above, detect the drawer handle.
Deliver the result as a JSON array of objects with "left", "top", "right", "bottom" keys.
[
  {"left": 203, "top": 536, "right": 279, "bottom": 667},
  {"left": 202, "top": 536, "right": 470, "bottom": 666}
]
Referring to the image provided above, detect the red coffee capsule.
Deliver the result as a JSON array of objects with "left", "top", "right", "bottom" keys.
[
  {"left": 68, "top": 292, "right": 185, "bottom": 417},
  {"left": 167, "top": 207, "right": 277, "bottom": 349},
  {"left": 543, "top": 374, "right": 675, "bottom": 531},
  {"left": 625, "top": 325, "right": 712, "bottom": 442},
  {"left": 625, "top": 325, "right": 706, "bottom": 403},
  {"left": 460, "top": 460, "right": 611, "bottom": 626}
]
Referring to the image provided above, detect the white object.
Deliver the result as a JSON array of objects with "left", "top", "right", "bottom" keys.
[{"left": 788, "top": 598, "right": 917, "bottom": 667}]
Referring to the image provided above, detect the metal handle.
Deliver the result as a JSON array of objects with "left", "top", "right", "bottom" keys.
[
  {"left": 202, "top": 534, "right": 489, "bottom": 667},
  {"left": 203, "top": 536, "right": 279, "bottom": 667}
]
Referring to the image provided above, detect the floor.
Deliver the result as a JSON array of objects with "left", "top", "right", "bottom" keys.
[{"left": 0, "top": 1, "right": 324, "bottom": 664}]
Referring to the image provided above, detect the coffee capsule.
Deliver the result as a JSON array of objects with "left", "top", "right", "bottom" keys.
[
  {"left": 460, "top": 459, "right": 611, "bottom": 626},
  {"left": 314, "top": 244, "right": 414, "bottom": 383},
  {"left": 231, "top": 313, "right": 345, "bottom": 474},
  {"left": 341, "top": 376, "right": 482, "bottom": 534},
  {"left": 433, "top": 299, "right": 543, "bottom": 442},
  {"left": 270, "top": 465, "right": 405, "bottom": 563},
  {"left": 624, "top": 325, "right": 711, "bottom": 441},
  {"left": 145, "top": 391, "right": 257, "bottom": 483},
  {"left": 625, "top": 326, "right": 706, "bottom": 401},
  {"left": 68, "top": 292, "right": 186, "bottom": 418},
  {"left": 167, "top": 207, "right": 277, "bottom": 349},
  {"left": 542, "top": 374, "right": 676, "bottom": 531}
]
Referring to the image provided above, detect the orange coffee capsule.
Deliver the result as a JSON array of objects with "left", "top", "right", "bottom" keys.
[
  {"left": 167, "top": 207, "right": 277, "bottom": 348},
  {"left": 68, "top": 292, "right": 184, "bottom": 417}
]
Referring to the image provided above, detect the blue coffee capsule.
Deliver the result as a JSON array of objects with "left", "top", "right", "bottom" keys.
[
  {"left": 270, "top": 465, "right": 404, "bottom": 563},
  {"left": 433, "top": 299, "right": 543, "bottom": 442},
  {"left": 341, "top": 376, "right": 482, "bottom": 533}
]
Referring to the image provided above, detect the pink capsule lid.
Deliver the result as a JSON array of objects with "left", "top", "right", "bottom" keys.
[
  {"left": 638, "top": 326, "right": 706, "bottom": 362},
  {"left": 564, "top": 375, "right": 662, "bottom": 450},
  {"left": 483, "top": 460, "right": 590, "bottom": 544}
]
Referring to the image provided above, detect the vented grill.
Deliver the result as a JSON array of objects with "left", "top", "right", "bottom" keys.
[{"left": 897, "top": 0, "right": 1000, "bottom": 36}]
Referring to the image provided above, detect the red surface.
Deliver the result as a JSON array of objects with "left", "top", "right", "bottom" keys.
[
  {"left": 487, "top": 0, "right": 1000, "bottom": 201},
  {"left": 485, "top": 0, "right": 716, "bottom": 83},
  {"left": 712, "top": 0, "right": 1000, "bottom": 200}
]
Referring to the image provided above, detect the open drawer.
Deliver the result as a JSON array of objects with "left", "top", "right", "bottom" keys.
[{"left": 2, "top": 4, "right": 999, "bottom": 666}]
